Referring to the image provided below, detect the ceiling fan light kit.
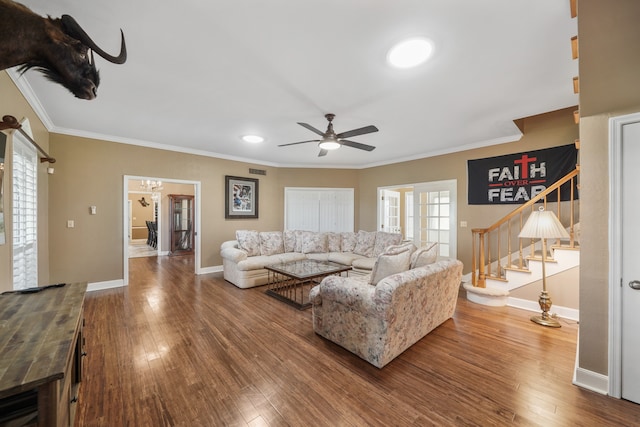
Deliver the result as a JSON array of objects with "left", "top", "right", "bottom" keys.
[{"left": 279, "top": 113, "right": 378, "bottom": 157}]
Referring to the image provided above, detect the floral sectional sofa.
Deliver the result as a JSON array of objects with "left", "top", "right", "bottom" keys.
[
  {"left": 310, "top": 256, "right": 463, "bottom": 368},
  {"left": 220, "top": 230, "right": 403, "bottom": 289}
]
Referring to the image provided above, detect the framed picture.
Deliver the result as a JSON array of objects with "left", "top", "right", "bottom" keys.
[{"left": 225, "top": 175, "right": 259, "bottom": 219}]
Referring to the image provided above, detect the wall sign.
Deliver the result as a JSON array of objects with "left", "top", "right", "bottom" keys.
[{"left": 467, "top": 144, "right": 578, "bottom": 205}]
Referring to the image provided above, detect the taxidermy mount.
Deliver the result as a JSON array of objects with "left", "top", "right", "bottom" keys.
[{"left": 0, "top": 0, "right": 127, "bottom": 99}]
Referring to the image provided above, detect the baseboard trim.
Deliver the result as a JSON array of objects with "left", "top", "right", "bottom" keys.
[
  {"left": 573, "top": 367, "right": 609, "bottom": 395},
  {"left": 198, "top": 265, "right": 223, "bottom": 275},
  {"left": 88, "top": 279, "right": 125, "bottom": 292},
  {"left": 507, "top": 297, "right": 579, "bottom": 321}
]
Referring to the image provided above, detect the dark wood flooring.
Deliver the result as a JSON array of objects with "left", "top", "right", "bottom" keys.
[{"left": 75, "top": 255, "right": 640, "bottom": 426}]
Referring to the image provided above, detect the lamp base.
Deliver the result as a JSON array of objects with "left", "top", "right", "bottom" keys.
[{"left": 530, "top": 314, "right": 561, "bottom": 328}]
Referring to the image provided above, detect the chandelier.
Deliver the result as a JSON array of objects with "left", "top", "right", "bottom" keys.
[{"left": 140, "top": 180, "right": 163, "bottom": 202}]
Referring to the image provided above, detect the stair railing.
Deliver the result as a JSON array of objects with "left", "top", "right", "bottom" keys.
[{"left": 471, "top": 168, "right": 579, "bottom": 287}]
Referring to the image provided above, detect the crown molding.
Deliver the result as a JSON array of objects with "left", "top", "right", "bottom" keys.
[{"left": 7, "top": 69, "right": 55, "bottom": 130}]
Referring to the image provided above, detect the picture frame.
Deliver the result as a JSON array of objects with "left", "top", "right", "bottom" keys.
[{"left": 225, "top": 175, "right": 259, "bottom": 219}]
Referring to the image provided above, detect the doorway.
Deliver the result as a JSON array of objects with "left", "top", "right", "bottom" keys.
[
  {"left": 123, "top": 176, "right": 202, "bottom": 285},
  {"left": 610, "top": 111, "right": 640, "bottom": 404},
  {"left": 378, "top": 179, "right": 457, "bottom": 258}
]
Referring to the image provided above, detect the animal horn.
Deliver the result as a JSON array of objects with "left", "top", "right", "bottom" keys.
[{"left": 60, "top": 15, "right": 127, "bottom": 64}]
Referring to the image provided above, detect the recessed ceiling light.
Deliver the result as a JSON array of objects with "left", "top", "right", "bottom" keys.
[
  {"left": 242, "top": 135, "right": 264, "bottom": 143},
  {"left": 387, "top": 38, "right": 434, "bottom": 69}
]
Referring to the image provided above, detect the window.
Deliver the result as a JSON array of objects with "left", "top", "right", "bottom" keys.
[{"left": 12, "top": 125, "right": 38, "bottom": 290}]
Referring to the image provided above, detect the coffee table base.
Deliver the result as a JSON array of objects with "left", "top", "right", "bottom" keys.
[
  {"left": 265, "top": 261, "right": 351, "bottom": 310},
  {"left": 266, "top": 271, "right": 318, "bottom": 310}
]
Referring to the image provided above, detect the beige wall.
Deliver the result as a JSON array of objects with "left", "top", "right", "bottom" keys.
[
  {"left": 509, "top": 267, "right": 579, "bottom": 310},
  {"left": 577, "top": 0, "right": 640, "bottom": 376},
  {"left": 46, "top": 135, "right": 360, "bottom": 284},
  {"left": 44, "top": 107, "right": 576, "bottom": 286},
  {"left": 0, "top": 72, "right": 50, "bottom": 293},
  {"left": 129, "top": 192, "right": 154, "bottom": 239},
  {"left": 358, "top": 107, "right": 579, "bottom": 274}
]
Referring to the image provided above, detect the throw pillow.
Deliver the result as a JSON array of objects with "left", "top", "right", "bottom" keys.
[
  {"left": 373, "top": 231, "right": 403, "bottom": 257},
  {"left": 259, "top": 231, "right": 284, "bottom": 256},
  {"left": 385, "top": 241, "right": 417, "bottom": 256},
  {"left": 294, "top": 230, "right": 305, "bottom": 252},
  {"left": 301, "top": 231, "right": 328, "bottom": 254},
  {"left": 283, "top": 230, "right": 297, "bottom": 252},
  {"left": 341, "top": 232, "right": 357, "bottom": 252},
  {"left": 410, "top": 242, "right": 439, "bottom": 269},
  {"left": 236, "top": 230, "right": 260, "bottom": 257},
  {"left": 369, "top": 245, "right": 413, "bottom": 285},
  {"left": 353, "top": 230, "right": 377, "bottom": 257},
  {"left": 327, "top": 232, "right": 342, "bottom": 252}
]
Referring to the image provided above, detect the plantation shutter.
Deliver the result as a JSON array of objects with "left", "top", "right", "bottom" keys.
[{"left": 12, "top": 128, "right": 38, "bottom": 290}]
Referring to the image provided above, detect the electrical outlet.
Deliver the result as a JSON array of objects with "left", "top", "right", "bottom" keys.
[{"left": 67, "top": 220, "right": 74, "bottom": 228}]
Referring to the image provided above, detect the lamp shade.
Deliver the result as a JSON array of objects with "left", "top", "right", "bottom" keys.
[{"left": 518, "top": 207, "right": 570, "bottom": 239}]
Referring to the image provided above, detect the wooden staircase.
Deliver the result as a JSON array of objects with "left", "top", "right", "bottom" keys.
[{"left": 465, "top": 168, "right": 580, "bottom": 307}]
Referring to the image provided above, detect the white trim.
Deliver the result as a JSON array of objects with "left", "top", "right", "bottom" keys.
[
  {"left": 88, "top": 279, "right": 125, "bottom": 292},
  {"left": 507, "top": 297, "right": 579, "bottom": 322},
  {"left": 608, "top": 111, "right": 640, "bottom": 398},
  {"left": 573, "top": 367, "right": 609, "bottom": 395},
  {"left": 413, "top": 179, "right": 458, "bottom": 259},
  {"left": 123, "top": 175, "right": 202, "bottom": 286},
  {"left": 8, "top": 67, "right": 523, "bottom": 170},
  {"left": 7, "top": 69, "right": 55, "bottom": 130},
  {"left": 198, "top": 265, "right": 223, "bottom": 275}
]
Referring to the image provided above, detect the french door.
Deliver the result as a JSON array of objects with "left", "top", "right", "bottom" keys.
[
  {"left": 379, "top": 189, "right": 401, "bottom": 233},
  {"left": 413, "top": 180, "right": 457, "bottom": 258}
]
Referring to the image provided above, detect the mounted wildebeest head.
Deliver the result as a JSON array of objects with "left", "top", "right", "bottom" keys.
[{"left": 0, "top": 0, "right": 127, "bottom": 99}]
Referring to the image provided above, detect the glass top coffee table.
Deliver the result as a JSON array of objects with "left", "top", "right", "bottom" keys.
[{"left": 265, "top": 259, "right": 352, "bottom": 309}]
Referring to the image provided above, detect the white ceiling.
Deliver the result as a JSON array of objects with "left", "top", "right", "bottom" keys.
[{"left": 10, "top": 0, "right": 578, "bottom": 168}]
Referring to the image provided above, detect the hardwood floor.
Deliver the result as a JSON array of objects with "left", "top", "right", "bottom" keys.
[{"left": 75, "top": 256, "right": 640, "bottom": 426}]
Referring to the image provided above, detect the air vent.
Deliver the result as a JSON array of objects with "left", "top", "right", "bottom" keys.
[{"left": 249, "top": 168, "right": 266, "bottom": 176}]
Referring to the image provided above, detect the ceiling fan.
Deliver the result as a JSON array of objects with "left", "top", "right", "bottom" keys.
[{"left": 278, "top": 113, "right": 378, "bottom": 157}]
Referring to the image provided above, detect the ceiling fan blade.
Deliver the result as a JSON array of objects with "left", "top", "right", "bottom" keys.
[
  {"left": 340, "top": 140, "right": 376, "bottom": 152},
  {"left": 278, "top": 139, "right": 320, "bottom": 147},
  {"left": 318, "top": 149, "right": 328, "bottom": 157},
  {"left": 297, "top": 122, "right": 325, "bottom": 136},
  {"left": 336, "top": 125, "right": 378, "bottom": 139}
]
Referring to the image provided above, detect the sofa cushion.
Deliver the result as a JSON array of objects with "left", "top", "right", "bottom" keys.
[
  {"left": 328, "top": 252, "right": 367, "bottom": 266},
  {"left": 369, "top": 244, "right": 413, "bottom": 285},
  {"left": 373, "top": 231, "right": 403, "bottom": 257},
  {"left": 301, "top": 231, "right": 328, "bottom": 253},
  {"left": 353, "top": 230, "right": 377, "bottom": 257},
  {"left": 259, "top": 231, "right": 284, "bottom": 256},
  {"left": 351, "top": 257, "right": 376, "bottom": 270},
  {"left": 341, "top": 232, "right": 357, "bottom": 252},
  {"left": 411, "top": 242, "right": 439, "bottom": 269},
  {"left": 283, "top": 230, "right": 297, "bottom": 252},
  {"left": 236, "top": 230, "right": 261, "bottom": 257},
  {"left": 294, "top": 230, "right": 305, "bottom": 253},
  {"left": 327, "top": 232, "right": 342, "bottom": 252}
]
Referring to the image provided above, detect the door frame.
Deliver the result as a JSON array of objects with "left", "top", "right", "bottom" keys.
[
  {"left": 413, "top": 179, "right": 457, "bottom": 259},
  {"left": 608, "top": 111, "right": 640, "bottom": 398},
  {"left": 123, "top": 175, "right": 202, "bottom": 286}
]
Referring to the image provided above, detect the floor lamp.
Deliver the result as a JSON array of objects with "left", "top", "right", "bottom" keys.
[{"left": 518, "top": 206, "right": 570, "bottom": 328}]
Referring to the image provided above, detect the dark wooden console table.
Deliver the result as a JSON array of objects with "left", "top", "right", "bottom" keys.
[{"left": 0, "top": 282, "right": 87, "bottom": 426}]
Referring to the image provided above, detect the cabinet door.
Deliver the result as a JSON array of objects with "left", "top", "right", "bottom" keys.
[{"left": 169, "top": 195, "right": 194, "bottom": 254}]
